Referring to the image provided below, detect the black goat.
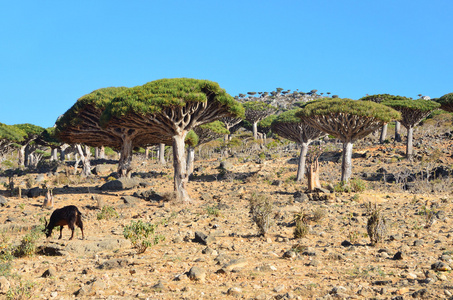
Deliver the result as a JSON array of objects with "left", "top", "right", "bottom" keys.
[{"left": 44, "top": 205, "right": 84, "bottom": 240}]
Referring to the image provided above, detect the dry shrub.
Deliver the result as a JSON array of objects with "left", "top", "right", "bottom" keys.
[
  {"left": 293, "top": 209, "right": 309, "bottom": 239},
  {"left": 366, "top": 204, "right": 387, "bottom": 246},
  {"left": 249, "top": 192, "right": 273, "bottom": 237}
]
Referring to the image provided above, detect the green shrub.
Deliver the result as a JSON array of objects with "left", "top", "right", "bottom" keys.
[
  {"left": 97, "top": 206, "right": 119, "bottom": 220},
  {"left": 6, "top": 280, "right": 36, "bottom": 300},
  {"left": 14, "top": 226, "right": 43, "bottom": 258},
  {"left": 334, "top": 178, "right": 367, "bottom": 193},
  {"left": 123, "top": 220, "right": 165, "bottom": 254},
  {"left": 249, "top": 193, "right": 273, "bottom": 237}
]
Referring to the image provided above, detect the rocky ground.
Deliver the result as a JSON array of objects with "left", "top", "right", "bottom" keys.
[{"left": 0, "top": 128, "right": 453, "bottom": 299}]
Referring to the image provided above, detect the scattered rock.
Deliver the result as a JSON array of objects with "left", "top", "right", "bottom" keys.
[
  {"left": 100, "top": 178, "right": 141, "bottom": 191},
  {"left": 431, "top": 261, "right": 451, "bottom": 271},
  {"left": 193, "top": 231, "right": 215, "bottom": 245},
  {"left": 0, "top": 195, "right": 8, "bottom": 207},
  {"left": 187, "top": 266, "right": 206, "bottom": 282},
  {"left": 42, "top": 267, "right": 57, "bottom": 278},
  {"left": 227, "top": 287, "right": 242, "bottom": 296}
]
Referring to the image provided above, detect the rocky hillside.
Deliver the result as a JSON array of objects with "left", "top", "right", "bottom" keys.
[{"left": 0, "top": 122, "right": 453, "bottom": 299}]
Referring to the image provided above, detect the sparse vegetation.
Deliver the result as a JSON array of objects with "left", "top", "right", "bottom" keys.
[
  {"left": 97, "top": 205, "right": 119, "bottom": 220},
  {"left": 249, "top": 193, "right": 273, "bottom": 237},
  {"left": 123, "top": 220, "right": 165, "bottom": 254},
  {"left": 366, "top": 205, "right": 387, "bottom": 246}
]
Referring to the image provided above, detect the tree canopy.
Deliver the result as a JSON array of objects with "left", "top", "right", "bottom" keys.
[
  {"left": 101, "top": 78, "right": 243, "bottom": 202},
  {"left": 55, "top": 87, "right": 129, "bottom": 148},
  {"left": 436, "top": 93, "right": 453, "bottom": 112},
  {"left": 382, "top": 98, "right": 440, "bottom": 129},
  {"left": 297, "top": 98, "right": 401, "bottom": 182},
  {"left": 382, "top": 98, "right": 440, "bottom": 160},
  {"left": 271, "top": 109, "right": 325, "bottom": 181},
  {"left": 297, "top": 98, "right": 401, "bottom": 142}
]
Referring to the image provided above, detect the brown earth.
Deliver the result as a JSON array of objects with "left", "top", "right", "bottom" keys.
[{"left": 0, "top": 128, "right": 453, "bottom": 300}]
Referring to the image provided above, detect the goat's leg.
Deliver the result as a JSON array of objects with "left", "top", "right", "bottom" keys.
[
  {"left": 68, "top": 223, "right": 75, "bottom": 240},
  {"left": 77, "top": 218, "right": 85, "bottom": 240},
  {"left": 58, "top": 226, "right": 63, "bottom": 239}
]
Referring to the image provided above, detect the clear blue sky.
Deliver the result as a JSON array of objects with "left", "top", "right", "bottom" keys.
[{"left": 1, "top": 1, "right": 452, "bottom": 128}]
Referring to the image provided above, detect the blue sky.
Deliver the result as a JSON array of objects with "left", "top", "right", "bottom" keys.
[{"left": 1, "top": 1, "right": 452, "bottom": 128}]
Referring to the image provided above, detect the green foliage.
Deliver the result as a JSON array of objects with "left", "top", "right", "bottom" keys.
[
  {"left": 0, "top": 123, "right": 26, "bottom": 142},
  {"left": 13, "top": 123, "right": 44, "bottom": 137},
  {"left": 272, "top": 109, "right": 301, "bottom": 124},
  {"left": 13, "top": 226, "right": 43, "bottom": 258},
  {"left": 97, "top": 206, "right": 119, "bottom": 220},
  {"left": 334, "top": 178, "right": 367, "bottom": 193},
  {"left": 185, "top": 130, "right": 199, "bottom": 147},
  {"left": 258, "top": 114, "right": 278, "bottom": 128},
  {"left": 205, "top": 206, "right": 221, "bottom": 217},
  {"left": 297, "top": 98, "right": 401, "bottom": 123},
  {"left": 249, "top": 193, "right": 273, "bottom": 236},
  {"left": 199, "top": 120, "right": 229, "bottom": 135},
  {"left": 436, "top": 92, "right": 453, "bottom": 112},
  {"left": 56, "top": 87, "right": 128, "bottom": 130},
  {"left": 383, "top": 98, "right": 440, "bottom": 112},
  {"left": 6, "top": 280, "right": 36, "bottom": 300},
  {"left": 123, "top": 220, "right": 165, "bottom": 254},
  {"left": 359, "top": 94, "right": 409, "bottom": 103},
  {"left": 243, "top": 101, "right": 275, "bottom": 112},
  {"left": 102, "top": 78, "right": 244, "bottom": 124}
]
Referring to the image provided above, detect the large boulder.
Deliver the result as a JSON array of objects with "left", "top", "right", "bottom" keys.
[{"left": 100, "top": 178, "right": 141, "bottom": 191}]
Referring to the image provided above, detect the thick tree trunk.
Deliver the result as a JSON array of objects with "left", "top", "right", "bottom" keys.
[
  {"left": 118, "top": 138, "right": 133, "bottom": 178},
  {"left": 379, "top": 124, "right": 388, "bottom": 144},
  {"left": 296, "top": 142, "right": 309, "bottom": 182},
  {"left": 158, "top": 143, "right": 166, "bottom": 165},
  {"left": 18, "top": 146, "right": 26, "bottom": 166},
  {"left": 186, "top": 146, "right": 195, "bottom": 177},
  {"left": 172, "top": 133, "right": 190, "bottom": 202},
  {"left": 395, "top": 121, "right": 402, "bottom": 142},
  {"left": 341, "top": 141, "right": 353, "bottom": 183},
  {"left": 252, "top": 122, "right": 258, "bottom": 140},
  {"left": 406, "top": 126, "right": 414, "bottom": 161},
  {"left": 75, "top": 144, "right": 92, "bottom": 177},
  {"left": 50, "top": 148, "right": 58, "bottom": 161},
  {"left": 307, "top": 158, "right": 321, "bottom": 191},
  {"left": 24, "top": 144, "right": 32, "bottom": 167}
]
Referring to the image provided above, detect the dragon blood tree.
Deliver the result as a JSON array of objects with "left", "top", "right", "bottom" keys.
[
  {"left": 436, "top": 93, "right": 453, "bottom": 112},
  {"left": 382, "top": 98, "right": 440, "bottom": 160},
  {"left": 360, "top": 94, "right": 408, "bottom": 143},
  {"left": 271, "top": 109, "right": 325, "bottom": 182},
  {"left": 243, "top": 101, "right": 276, "bottom": 140},
  {"left": 55, "top": 86, "right": 168, "bottom": 177},
  {"left": 297, "top": 98, "right": 401, "bottom": 183},
  {"left": 101, "top": 78, "right": 244, "bottom": 202},
  {"left": 185, "top": 121, "right": 229, "bottom": 177},
  {"left": 0, "top": 123, "right": 26, "bottom": 162}
]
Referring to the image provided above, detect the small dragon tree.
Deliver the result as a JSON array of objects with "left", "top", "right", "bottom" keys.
[
  {"left": 382, "top": 98, "right": 440, "bottom": 160},
  {"left": 436, "top": 93, "right": 453, "bottom": 112},
  {"left": 297, "top": 98, "right": 401, "bottom": 183},
  {"left": 185, "top": 121, "right": 229, "bottom": 177},
  {"left": 271, "top": 109, "right": 325, "bottom": 182},
  {"left": 0, "top": 123, "right": 26, "bottom": 163},
  {"left": 55, "top": 86, "right": 164, "bottom": 177},
  {"left": 101, "top": 78, "right": 244, "bottom": 202},
  {"left": 13, "top": 123, "right": 45, "bottom": 167},
  {"left": 243, "top": 101, "right": 276, "bottom": 140},
  {"left": 220, "top": 116, "right": 242, "bottom": 142},
  {"left": 360, "top": 94, "right": 407, "bottom": 143}
]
